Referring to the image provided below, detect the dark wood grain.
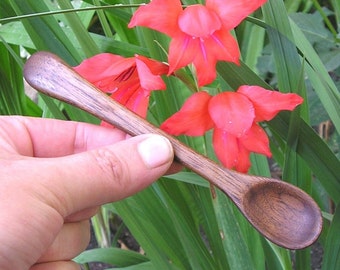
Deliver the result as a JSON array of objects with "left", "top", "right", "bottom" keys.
[{"left": 23, "top": 51, "right": 322, "bottom": 249}]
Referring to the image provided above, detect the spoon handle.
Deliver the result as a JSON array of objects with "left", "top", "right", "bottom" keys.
[
  {"left": 24, "top": 52, "right": 323, "bottom": 250},
  {"left": 23, "top": 52, "right": 248, "bottom": 202}
]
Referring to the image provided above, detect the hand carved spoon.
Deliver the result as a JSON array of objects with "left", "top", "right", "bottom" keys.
[{"left": 24, "top": 51, "right": 322, "bottom": 249}]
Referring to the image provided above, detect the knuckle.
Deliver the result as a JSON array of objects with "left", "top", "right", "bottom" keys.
[{"left": 90, "top": 148, "right": 131, "bottom": 189}]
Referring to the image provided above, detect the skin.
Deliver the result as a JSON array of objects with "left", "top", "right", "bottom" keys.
[{"left": 0, "top": 116, "right": 175, "bottom": 270}]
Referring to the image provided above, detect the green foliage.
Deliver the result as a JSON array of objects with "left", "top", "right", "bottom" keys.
[{"left": 1, "top": 0, "right": 339, "bottom": 269}]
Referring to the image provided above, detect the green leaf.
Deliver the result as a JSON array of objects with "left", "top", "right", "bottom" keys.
[
  {"left": 290, "top": 18, "right": 340, "bottom": 134},
  {"left": 213, "top": 190, "right": 255, "bottom": 270},
  {"left": 261, "top": 240, "right": 293, "bottom": 270},
  {"left": 7, "top": 0, "right": 81, "bottom": 64},
  {"left": 109, "top": 184, "right": 189, "bottom": 270},
  {"left": 289, "top": 11, "right": 333, "bottom": 44},
  {"left": 270, "top": 112, "right": 340, "bottom": 203},
  {"left": 56, "top": 0, "right": 100, "bottom": 57},
  {"left": 262, "top": 1, "right": 312, "bottom": 213},
  {"left": 74, "top": 247, "right": 148, "bottom": 266},
  {"left": 0, "top": 21, "right": 35, "bottom": 48},
  {"left": 107, "top": 261, "right": 159, "bottom": 270},
  {"left": 262, "top": 0, "right": 302, "bottom": 92},
  {"left": 0, "top": 42, "right": 41, "bottom": 116},
  {"left": 157, "top": 182, "right": 218, "bottom": 270},
  {"left": 0, "top": 20, "right": 147, "bottom": 57},
  {"left": 37, "top": 95, "right": 66, "bottom": 120},
  {"left": 164, "top": 172, "right": 208, "bottom": 188},
  {"left": 322, "top": 202, "right": 340, "bottom": 270}
]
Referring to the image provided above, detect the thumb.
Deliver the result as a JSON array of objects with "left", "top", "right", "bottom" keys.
[{"left": 33, "top": 134, "right": 174, "bottom": 217}]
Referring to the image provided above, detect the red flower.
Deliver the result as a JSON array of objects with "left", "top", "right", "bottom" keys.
[
  {"left": 74, "top": 53, "right": 169, "bottom": 125},
  {"left": 161, "top": 86, "right": 303, "bottom": 172},
  {"left": 129, "top": 0, "right": 267, "bottom": 86}
]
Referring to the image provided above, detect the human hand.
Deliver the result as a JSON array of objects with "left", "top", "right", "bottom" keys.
[{"left": 0, "top": 116, "right": 174, "bottom": 270}]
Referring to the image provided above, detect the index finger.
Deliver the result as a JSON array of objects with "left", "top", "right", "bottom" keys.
[{"left": 0, "top": 116, "right": 126, "bottom": 158}]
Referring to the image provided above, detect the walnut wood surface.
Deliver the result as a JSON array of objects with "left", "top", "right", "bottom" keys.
[{"left": 23, "top": 51, "right": 322, "bottom": 249}]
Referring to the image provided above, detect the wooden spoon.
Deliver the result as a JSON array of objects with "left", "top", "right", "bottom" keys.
[{"left": 23, "top": 51, "right": 322, "bottom": 249}]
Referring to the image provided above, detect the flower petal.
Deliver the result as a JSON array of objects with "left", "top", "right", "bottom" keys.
[
  {"left": 161, "top": 91, "right": 214, "bottom": 136},
  {"left": 168, "top": 33, "right": 199, "bottom": 74},
  {"left": 73, "top": 53, "right": 135, "bottom": 92},
  {"left": 240, "top": 123, "right": 272, "bottom": 157},
  {"left": 110, "top": 82, "right": 149, "bottom": 118},
  {"left": 209, "top": 92, "right": 255, "bottom": 137},
  {"left": 178, "top": 5, "right": 221, "bottom": 37},
  {"left": 206, "top": 29, "right": 240, "bottom": 64},
  {"left": 101, "top": 87, "right": 150, "bottom": 126},
  {"left": 110, "top": 78, "right": 139, "bottom": 105},
  {"left": 128, "top": 0, "right": 182, "bottom": 37},
  {"left": 74, "top": 53, "right": 132, "bottom": 80},
  {"left": 168, "top": 32, "right": 220, "bottom": 86},
  {"left": 125, "top": 89, "right": 150, "bottom": 118},
  {"left": 206, "top": 0, "right": 267, "bottom": 29},
  {"left": 135, "top": 55, "right": 169, "bottom": 75},
  {"left": 193, "top": 55, "right": 218, "bottom": 87},
  {"left": 74, "top": 54, "right": 162, "bottom": 120},
  {"left": 213, "top": 128, "right": 251, "bottom": 172},
  {"left": 213, "top": 128, "right": 238, "bottom": 169},
  {"left": 135, "top": 58, "right": 166, "bottom": 91},
  {"left": 237, "top": 85, "right": 304, "bottom": 121},
  {"left": 234, "top": 146, "right": 252, "bottom": 173},
  {"left": 193, "top": 30, "right": 240, "bottom": 85}
]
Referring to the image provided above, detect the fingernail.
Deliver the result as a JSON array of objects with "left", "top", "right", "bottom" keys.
[{"left": 138, "top": 135, "right": 173, "bottom": 168}]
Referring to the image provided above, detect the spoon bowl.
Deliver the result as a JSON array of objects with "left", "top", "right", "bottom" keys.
[
  {"left": 23, "top": 51, "right": 323, "bottom": 249},
  {"left": 242, "top": 180, "right": 321, "bottom": 249}
]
